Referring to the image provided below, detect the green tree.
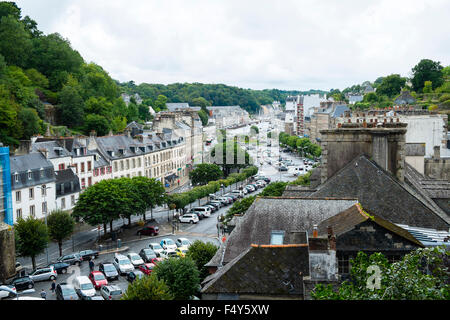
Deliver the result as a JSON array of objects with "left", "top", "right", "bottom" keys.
[
  {"left": 0, "top": 84, "right": 21, "bottom": 146},
  {"left": 58, "top": 85, "right": 85, "bottom": 127},
  {"left": 363, "top": 92, "right": 379, "bottom": 103},
  {"left": 129, "top": 176, "right": 166, "bottom": 221},
  {"left": 423, "top": 80, "right": 433, "bottom": 94},
  {"left": 18, "top": 107, "right": 40, "bottom": 139},
  {"left": 224, "top": 195, "right": 256, "bottom": 223},
  {"left": 84, "top": 114, "right": 110, "bottom": 136},
  {"left": 189, "top": 163, "right": 223, "bottom": 186},
  {"left": 185, "top": 240, "right": 218, "bottom": 281},
  {"left": 153, "top": 94, "right": 168, "bottom": 111},
  {"left": 411, "top": 59, "right": 444, "bottom": 92},
  {"left": 47, "top": 209, "right": 75, "bottom": 257},
  {"left": 191, "top": 97, "right": 210, "bottom": 108},
  {"left": 250, "top": 125, "right": 259, "bottom": 134},
  {"left": 375, "top": 74, "right": 406, "bottom": 97},
  {"left": 122, "top": 273, "right": 174, "bottom": 300},
  {"left": 259, "top": 182, "right": 288, "bottom": 197},
  {"left": 312, "top": 247, "right": 449, "bottom": 300},
  {"left": 153, "top": 257, "right": 201, "bottom": 300},
  {"left": 0, "top": 1, "right": 21, "bottom": 20},
  {"left": 0, "top": 15, "right": 32, "bottom": 68},
  {"left": 15, "top": 217, "right": 49, "bottom": 270},
  {"left": 197, "top": 109, "right": 209, "bottom": 126},
  {"left": 110, "top": 116, "right": 127, "bottom": 134},
  {"left": 126, "top": 102, "right": 139, "bottom": 122}
]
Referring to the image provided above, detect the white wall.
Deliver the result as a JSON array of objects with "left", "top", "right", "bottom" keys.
[{"left": 12, "top": 182, "right": 56, "bottom": 224}]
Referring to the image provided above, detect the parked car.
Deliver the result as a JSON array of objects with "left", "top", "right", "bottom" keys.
[
  {"left": 126, "top": 270, "right": 146, "bottom": 283},
  {"left": 56, "top": 253, "right": 83, "bottom": 266},
  {"left": 139, "top": 248, "right": 157, "bottom": 263},
  {"left": 136, "top": 226, "right": 159, "bottom": 237},
  {"left": 279, "top": 166, "right": 288, "bottom": 172},
  {"left": 175, "top": 237, "right": 192, "bottom": 249},
  {"left": 100, "top": 285, "right": 123, "bottom": 300},
  {"left": 175, "top": 248, "right": 188, "bottom": 258},
  {"left": 0, "top": 284, "right": 16, "bottom": 299},
  {"left": 245, "top": 185, "right": 255, "bottom": 192},
  {"left": 223, "top": 193, "right": 238, "bottom": 201},
  {"left": 193, "top": 206, "right": 211, "bottom": 217},
  {"left": 206, "top": 202, "right": 221, "bottom": 210},
  {"left": 48, "top": 262, "right": 70, "bottom": 274},
  {"left": 149, "top": 257, "right": 164, "bottom": 265},
  {"left": 113, "top": 254, "right": 134, "bottom": 275},
  {"left": 79, "top": 249, "right": 99, "bottom": 261},
  {"left": 98, "top": 263, "right": 119, "bottom": 281},
  {"left": 56, "top": 283, "right": 79, "bottom": 300},
  {"left": 231, "top": 190, "right": 244, "bottom": 198},
  {"left": 83, "top": 295, "right": 105, "bottom": 300},
  {"left": 209, "top": 200, "right": 223, "bottom": 208},
  {"left": 160, "top": 249, "right": 178, "bottom": 259},
  {"left": 127, "top": 252, "right": 145, "bottom": 267},
  {"left": 138, "top": 263, "right": 155, "bottom": 275},
  {"left": 160, "top": 238, "right": 177, "bottom": 251},
  {"left": 241, "top": 188, "right": 248, "bottom": 195},
  {"left": 179, "top": 213, "right": 199, "bottom": 224},
  {"left": 10, "top": 276, "right": 34, "bottom": 291},
  {"left": 203, "top": 204, "right": 217, "bottom": 212},
  {"left": 28, "top": 266, "right": 57, "bottom": 282},
  {"left": 73, "top": 275, "right": 96, "bottom": 297},
  {"left": 148, "top": 243, "right": 164, "bottom": 256},
  {"left": 88, "top": 271, "right": 108, "bottom": 289}
]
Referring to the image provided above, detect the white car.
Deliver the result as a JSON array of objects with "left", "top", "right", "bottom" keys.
[
  {"left": 148, "top": 242, "right": 164, "bottom": 256},
  {"left": 0, "top": 285, "right": 16, "bottom": 299},
  {"left": 231, "top": 190, "right": 244, "bottom": 198},
  {"left": 127, "top": 252, "right": 145, "bottom": 267},
  {"left": 113, "top": 254, "right": 134, "bottom": 275},
  {"left": 159, "top": 249, "right": 178, "bottom": 259},
  {"left": 179, "top": 214, "right": 199, "bottom": 224},
  {"left": 73, "top": 276, "right": 96, "bottom": 298},
  {"left": 160, "top": 238, "right": 178, "bottom": 251},
  {"left": 175, "top": 238, "right": 192, "bottom": 250}
]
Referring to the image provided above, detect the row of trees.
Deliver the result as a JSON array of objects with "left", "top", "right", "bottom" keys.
[
  {"left": 72, "top": 177, "right": 166, "bottom": 234},
  {"left": 279, "top": 132, "right": 322, "bottom": 158},
  {"left": 15, "top": 210, "right": 75, "bottom": 269}
]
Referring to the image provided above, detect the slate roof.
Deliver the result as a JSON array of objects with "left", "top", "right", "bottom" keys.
[
  {"left": 316, "top": 203, "right": 424, "bottom": 247},
  {"left": 309, "top": 154, "right": 450, "bottom": 230},
  {"left": 10, "top": 153, "right": 55, "bottom": 190},
  {"left": 394, "top": 91, "right": 416, "bottom": 105},
  {"left": 215, "top": 197, "right": 358, "bottom": 265},
  {"left": 95, "top": 135, "right": 147, "bottom": 160},
  {"left": 395, "top": 224, "right": 450, "bottom": 247},
  {"left": 54, "top": 169, "right": 80, "bottom": 197},
  {"left": 31, "top": 140, "right": 71, "bottom": 159},
  {"left": 201, "top": 245, "right": 310, "bottom": 296}
]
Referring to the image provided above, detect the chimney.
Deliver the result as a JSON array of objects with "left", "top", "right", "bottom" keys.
[
  {"left": 312, "top": 225, "right": 318, "bottom": 238},
  {"left": 433, "top": 146, "right": 440, "bottom": 159},
  {"left": 40, "top": 148, "right": 48, "bottom": 159},
  {"left": 15, "top": 140, "right": 31, "bottom": 156}
]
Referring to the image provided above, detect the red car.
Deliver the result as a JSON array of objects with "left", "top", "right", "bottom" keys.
[
  {"left": 138, "top": 263, "right": 155, "bottom": 275},
  {"left": 149, "top": 257, "right": 164, "bottom": 265},
  {"left": 89, "top": 271, "right": 108, "bottom": 289},
  {"left": 137, "top": 226, "right": 159, "bottom": 236}
]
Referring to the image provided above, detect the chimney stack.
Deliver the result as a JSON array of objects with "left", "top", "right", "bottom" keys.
[{"left": 312, "top": 225, "right": 318, "bottom": 238}]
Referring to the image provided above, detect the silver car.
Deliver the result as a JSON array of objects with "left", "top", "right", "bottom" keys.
[
  {"left": 28, "top": 266, "right": 57, "bottom": 282},
  {"left": 100, "top": 285, "right": 123, "bottom": 300}
]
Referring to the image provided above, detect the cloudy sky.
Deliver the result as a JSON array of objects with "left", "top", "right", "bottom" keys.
[{"left": 16, "top": 0, "right": 450, "bottom": 91}]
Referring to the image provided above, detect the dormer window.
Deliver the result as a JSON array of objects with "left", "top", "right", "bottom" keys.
[
  {"left": 139, "top": 147, "right": 145, "bottom": 153},
  {"left": 40, "top": 168, "right": 44, "bottom": 178},
  {"left": 27, "top": 170, "right": 32, "bottom": 180},
  {"left": 14, "top": 173, "right": 18, "bottom": 182},
  {"left": 270, "top": 230, "right": 285, "bottom": 245}
]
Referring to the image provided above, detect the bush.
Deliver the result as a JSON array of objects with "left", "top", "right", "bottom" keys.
[{"left": 122, "top": 274, "right": 173, "bottom": 300}]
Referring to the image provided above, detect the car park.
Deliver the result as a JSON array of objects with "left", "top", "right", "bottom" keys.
[
  {"left": 98, "top": 263, "right": 119, "bottom": 281},
  {"left": 113, "top": 254, "right": 134, "bottom": 275},
  {"left": 100, "top": 285, "right": 123, "bottom": 300},
  {"left": 48, "top": 262, "right": 70, "bottom": 274},
  {"left": 0, "top": 285, "right": 16, "bottom": 299},
  {"left": 10, "top": 276, "right": 34, "bottom": 291},
  {"left": 56, "top": 283, "right": 79, "bottom": 300},
  {"left": 148, "top": 243, "right": 164, "bottom": 256},
  {"left": 88, "top": 271, "right": 108, "bottom": 289},
  {"left": 179, "top": 213, "right": 199, "bottom": 224},
  {"left": 175, "top": 238, "right": 192, "bottom": 249},
  {"left": 139, "top": 248, "right": 157, "bottom": 263},
  {"left": 127, "top": 252, "right": 145, "bottom": 267},
  {"left": 138, "top": 263, "right": 155, "bottom": 275},
  {"left": 74, "top": 275, "right": 96, "bottom": 297},
  {"left": 126, "top": 270, "right": 146, "bottom": 283},
  {"left": 136, "top": 225, "right": 159, "bottom": 237},
  {"left": 28, "top": 266, "right": 57, "bottom": 282},
  {"left": 160, "top": 238, "right": 177, "bottom": 251},
  {"left": 79, "top": 249, "right": 99, "bottom": 261},
  {"left": 57, "top": 253, "right": 83, "bottom": 266}
]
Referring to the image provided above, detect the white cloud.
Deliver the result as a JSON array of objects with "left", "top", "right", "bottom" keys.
[{"left": 16, "top": 0, "right": 450, "bottom": 90}]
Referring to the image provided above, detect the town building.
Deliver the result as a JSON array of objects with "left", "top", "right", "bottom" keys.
[
  {"left": 206, "top": 106, "right": 250, "bottom": 129},
  {"left": 306, "top": 101, "right": 349, "bottom": 144}
]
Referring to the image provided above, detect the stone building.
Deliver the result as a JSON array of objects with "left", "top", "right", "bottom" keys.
[{"left": 306, "top": 101, "right": 349, "bottom": 144}]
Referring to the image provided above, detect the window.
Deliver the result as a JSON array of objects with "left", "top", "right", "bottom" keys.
[
  {"left": 16, "top": 209, "right": 22, "bottom": 220},
  {"left": 87, "top": 161, "right": 92, "bottom": 171},
  {"left": 94, "top": 169, "right": 99, "bottom": 176},
  {"left": 126, "top": 159, "right": 130, "bottom": 170},
  {"left": 100, "top": 168, "right": 105, "bottom": 175},
  {"left": 29, "top": 188, "right": 34, "bottom": 199},
  {"left": 81, "top": 178, "right": 85, "bottom": 189},
  {"left": 28, "top": 171, "right": 32, "bottom": 179},
  {"left": 61, "top": 198, "right": 66, "bottom": 209},
  {"left": 270, "top": 231, "right": 285, "bottom": 245},
  {"left": 71, "top": 195, "right": 75, "bottom": 206},
  {"left": 132, "top": 159, "right": 135, "bottom": 168},
  {"left": 42, "top": 202, "right": 47, "bottom": 214},
  {"left": 60, "top": 183, "right": 65, "bottom": 195},
  {"left": 338, "top": 254, "right": 352, "bottom": 275},
  {"left": 114, "top": 162, "right": 118, "bottom": 172},
  {"left": 88, "top": 177, "right": 92, "bottom": 187},
  {"left": 81, "top": 162, "right": 85, "bottom": 173},
  {"left": 137, "top": 158, "right": 141, "bottom": 167},
  {"left": 120, "top": 161, "right": 124, "bottom": 171},
  {"left": 40, "top": 168, "right": 44, "bottom": 178},
  {"left": 14, "top": 174, "right": 18, "bottom": 182},
  {"left": 74, "top": 163, "right": 78, "bottom": 173},
  {"left": 41, "top": 185, "right": 46, "bottom": 196},
  {"left": 58, "top": 163, "right": 65, "bottom": 171},
  {"left": 30, "top": 205, "right": 35, "bottom": 218},
  {"left": 15, "top": 191, "right": 21, "bottom": 202}
]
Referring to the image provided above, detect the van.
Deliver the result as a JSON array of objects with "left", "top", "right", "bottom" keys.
[
  {"left": 193, "top": 207, "right": 211, "bottom": 217},
  {"left": 291, "top": 167, "right": 305, "bottom": 176},
  {"left": 73, "top": 276, "right": 96, "bottom": 298}
]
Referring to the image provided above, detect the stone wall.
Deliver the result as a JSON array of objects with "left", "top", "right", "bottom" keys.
[
  {"left": 425, "top": 157, "right": 450, "bottom": 181},
  {"left": 0, "top": 223, "right": 16, "bottom": 283},
  {"left": 320, "top": 123, "right": 407, "bottom": 183}
]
